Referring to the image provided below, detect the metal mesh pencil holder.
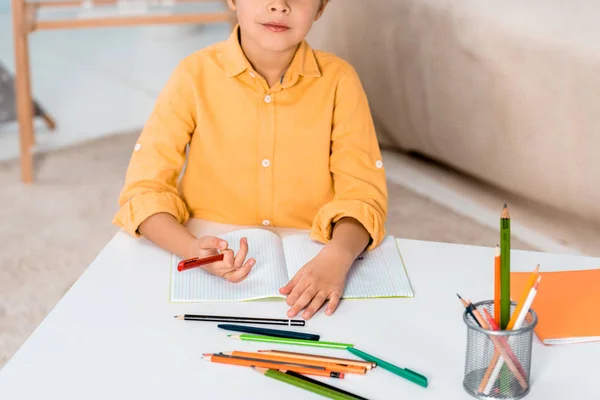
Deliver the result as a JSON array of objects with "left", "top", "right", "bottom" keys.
[{"left": 462, "top": 300, "right": 537, "bottom": 400}]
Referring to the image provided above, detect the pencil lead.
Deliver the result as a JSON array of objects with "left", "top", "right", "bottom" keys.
[
  {"left": 503, "top": 202, "right": 507, "bottom": 209},
  {"left": 456, "top": 293, "right": 462, "bottom": 300}
]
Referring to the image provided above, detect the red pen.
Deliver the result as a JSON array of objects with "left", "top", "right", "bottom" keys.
[{"left": 177, "top": 253, "right": 224, "bottom": 272}]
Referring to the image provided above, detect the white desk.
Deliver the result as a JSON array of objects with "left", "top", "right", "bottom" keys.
[{"left": 1, "top": 224, "right": 599, "bottom": 399}]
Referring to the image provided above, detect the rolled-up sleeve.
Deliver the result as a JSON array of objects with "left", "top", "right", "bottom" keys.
[
  {"left": 113, "top": 61, "right": 197, "bottom": 237},
  {"left": 310, "top": 65, "right": 388, "bottom": 250}
]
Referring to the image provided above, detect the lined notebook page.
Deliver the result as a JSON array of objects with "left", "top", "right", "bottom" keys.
[
  {"left": 282, "top": 235, "right": 414, "bottom": 298},
  {"left": 169, "top": 229, "right": 288, "bottom": 302}
]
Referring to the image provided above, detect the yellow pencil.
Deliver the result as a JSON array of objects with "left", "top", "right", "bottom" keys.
[{"left": 507, "top": 265, "right": 540, "bottom": 330}]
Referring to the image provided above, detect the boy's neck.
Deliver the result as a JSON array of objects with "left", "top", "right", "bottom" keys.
[{"left": 239, "top": 30, "right": 298, "bottom": 88}]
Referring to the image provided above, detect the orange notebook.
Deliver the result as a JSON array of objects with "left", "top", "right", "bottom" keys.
[{"left": 510, "top": 269, "right": 600, "bottom": 345}]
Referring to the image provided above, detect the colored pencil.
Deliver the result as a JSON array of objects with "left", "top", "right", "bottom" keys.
[
  {"left": 228, "top": 334, "right": 352, "bottom": 349},
  {"left": 174, "top": 314, "right": 305, "bottom": 326},
  {"left": 346, "top": 347, "right": 428, "bottom": 388},
  {"left": 500, "top": 204, "right": 511, "bottom": 329},
  {"left": 203, "top": 354, "right": 344, "bottom": 379},
  {"left": 177, "top": 253, "right": 224, "bottom": 271},
  {"left": 457, "top": 294, "right": 482, "bottom": 328},
  {"left": 507, "top": 265, "right": 540, "bottom": 331},
  {"left": 225, "top": 351, "right": 366, "bottom": 374},
  {"left": 481, "top": 309, "right": 527, "bottom": 379},
  {"left": 481, "top": 275, "right": 541, "bottom": 394},
  {"left": 256, "top": 368, "right": 357, "bottom": 400},
  {"left": 494, "top": 245, "right": 501, "bottom": 325},
  {"left": 285, "top": 371, "right": 370, "bottom": 400},
  {"left": 259, "top": 350, "right": 376, "bottom": 370},
  {"left": 217, "top": 324, "right": 320, "bottom": 341},
  {"left": 456, "top": 295, "right": 528, "bottom": 390}
]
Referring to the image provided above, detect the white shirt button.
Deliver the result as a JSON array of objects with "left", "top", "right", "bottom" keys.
[
  {"left": 264, "top": 95, "right": 272, "bottom": 103},
  {"left": 376, "top": 160, "right": 383, "bottom": 169},
  {"left": 262, "top": 220, "right": 271, "bottom": 226},
  {"left": 134, "top": 143, "right": 141, "bottom": 152},
  {"left": 249, "top": 72, "right": 256, "bottom": 78},
  {"left": 261, "top": 159, "right": 270, "bottom": 167}
]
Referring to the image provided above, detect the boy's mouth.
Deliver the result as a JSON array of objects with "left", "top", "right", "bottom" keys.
[{"left": 261, "top": 21, "right": 291, "bottom": 33}]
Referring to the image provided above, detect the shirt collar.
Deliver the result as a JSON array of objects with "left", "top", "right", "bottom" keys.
[{"left": 222, "top": 24, "right": 322, "bottom": 79}]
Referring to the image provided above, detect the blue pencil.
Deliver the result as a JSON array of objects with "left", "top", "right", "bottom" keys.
[{"left": 217, "top": 324, "right": 320, "bottom": 341}]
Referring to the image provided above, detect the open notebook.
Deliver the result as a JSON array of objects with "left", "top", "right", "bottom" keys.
[
  {"left": 169, "top": 228, "right": 413, "bottom": 302},
  {"left": 511, "top": 269, "right": 600, "bottom": 345}
]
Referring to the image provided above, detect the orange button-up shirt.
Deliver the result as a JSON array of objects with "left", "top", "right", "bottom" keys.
[{"left": 114, "top": 26, "right": 388, "bottom": 249}]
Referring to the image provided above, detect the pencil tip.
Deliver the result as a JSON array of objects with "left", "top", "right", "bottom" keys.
[
  {"left": 503, "top": 202, "right": 507, "bottom": 208},
  {"left": 456, "top": 293, "right": 462, "bottom": 299}
]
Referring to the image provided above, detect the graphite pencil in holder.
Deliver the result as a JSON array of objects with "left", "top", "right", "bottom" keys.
[{"left": 462, "top": 300, "right": 537, "bottom": 400}]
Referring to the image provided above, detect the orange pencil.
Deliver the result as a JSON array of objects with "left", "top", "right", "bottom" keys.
[
  {"left": 507, "top": 265, "right": 540, "bottom": 330},
  {"left": 494, "top": 245, "right": 501, "bottom": 325},
  {"left": 258, "top": 350, "right": 376, "bottom": 370},
  {"left": 226, "top": 351, "right": 367, "bottom": 375},
  {"left": 203, "top": 354, "right": 345, "bottom": 379}
]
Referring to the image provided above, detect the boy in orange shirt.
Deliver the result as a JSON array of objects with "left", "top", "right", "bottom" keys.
[{"left": 114, "top": 0, "right": 388, "bottom": 320}]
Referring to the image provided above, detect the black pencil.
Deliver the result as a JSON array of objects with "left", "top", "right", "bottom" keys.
[
  {"left": 284, "top": 371, "right": 369, "bottom": 400},
  {"left": 174, "top": 314, "right": 305, "bottom": 326},
  {"left": 217, "top": 324, "right": 319, "bottom": 341}
]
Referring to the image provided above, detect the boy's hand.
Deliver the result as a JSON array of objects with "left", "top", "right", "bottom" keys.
[
  {"left": 190, "top": 236, "right": 255, "bottom": 283},
  {"left": 279, "top": 246, "right": 353, "bottom": 320}
]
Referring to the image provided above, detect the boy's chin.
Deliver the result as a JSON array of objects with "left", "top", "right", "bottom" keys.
[{"left": 258, "top": 37, "right": 303, "bottom": 53}]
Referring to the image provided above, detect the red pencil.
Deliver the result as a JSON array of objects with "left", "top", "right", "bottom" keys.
[{"left": 177, "top": 253, "right": 224, "bottom": 272}]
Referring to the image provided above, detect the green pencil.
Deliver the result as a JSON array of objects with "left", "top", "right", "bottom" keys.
[
  {"left": 346, "top": 347, "right": 428, "bottom": 388},
  {"left": 499, "top": 204, "right": 512, "bottom": 393},
  {"left": 256, "top": 368, "right": 360, "bottom": 400},
  {"left": 500, "top": 204, "right": 511, "bottom": 330},
  {"left": 228, "top": 334, "right": 353, "bottom": 349}
]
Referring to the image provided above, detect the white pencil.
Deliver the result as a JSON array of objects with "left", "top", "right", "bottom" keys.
[{"left": 484, "top": 275, "right": 541, "bottom": 394}]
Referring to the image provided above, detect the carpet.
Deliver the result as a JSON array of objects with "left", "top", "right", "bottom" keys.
[{"left": 0, "top": 131, "right": 535, "bottom": 370}]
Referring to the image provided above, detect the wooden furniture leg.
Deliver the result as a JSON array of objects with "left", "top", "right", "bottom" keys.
[
  {"left": 11, "top": 0, "right": 35, "bottom": 183},
  {"left": 41, "top": 111, "right": 57, "bottom": 130}
]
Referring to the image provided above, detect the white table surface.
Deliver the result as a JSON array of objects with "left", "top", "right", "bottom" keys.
[{"left": 1, "top": 221, "right": 599, "bottom": 400}]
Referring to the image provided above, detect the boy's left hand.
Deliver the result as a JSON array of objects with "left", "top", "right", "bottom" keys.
[{"left": 279, "top": 247, "right": 353, "bottom": 320}]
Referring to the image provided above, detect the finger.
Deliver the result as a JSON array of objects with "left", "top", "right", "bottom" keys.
[
  {"left": 212, "top": 249, "right": 234, "bottom": 276},
  {"left": 197, "top": 236, "right": 228, "bottom": 250},
  {"left": 284, "top": 275, "right": 309, "bottom": 306},
  {"left": 287, "top": 286, "right": 317, "bottom": 318},
  {"left": 224, "top": 258, "right": 255, "bottom": 283},
  {"left": 220, "top": 249, "right": 235, "bottom": 267},
  {"left": 325, "top": 291, "right": 342, "bottom": 316},
  {"left": 302, "top": 291, "right": 328, "bottom": 320},
  {"left": 279, "top": 269, "right": 303, "bottom": 296},
  {"left": 233, "top": 237, "right": 249, "bottom": 270}
]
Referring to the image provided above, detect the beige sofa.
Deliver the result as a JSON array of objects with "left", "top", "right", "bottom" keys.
[{"left": 308, "top": 0, "right": 600, "bottom": 223}]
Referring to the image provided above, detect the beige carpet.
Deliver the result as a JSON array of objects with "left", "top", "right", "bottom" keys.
[{"left": 0, "top": 132, "right": 534, "bottom": 370}]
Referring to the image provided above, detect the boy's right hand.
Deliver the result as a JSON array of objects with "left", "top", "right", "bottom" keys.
[{"left": 190, "top": 236, "right": 255, "bottom": 283}]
